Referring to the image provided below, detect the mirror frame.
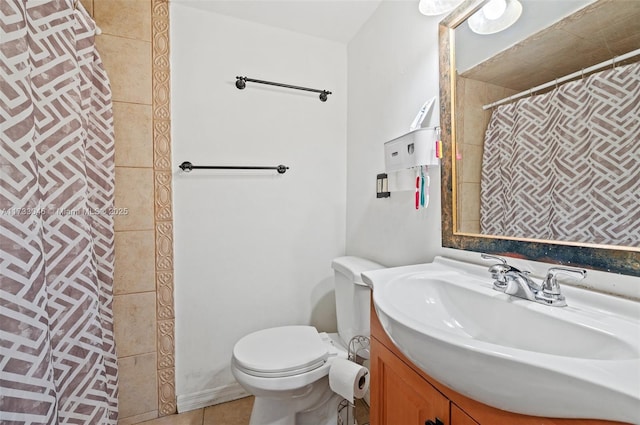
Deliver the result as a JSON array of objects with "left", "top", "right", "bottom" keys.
[{"left": 438, "top": 0, "right": 640, "bottom": 277}]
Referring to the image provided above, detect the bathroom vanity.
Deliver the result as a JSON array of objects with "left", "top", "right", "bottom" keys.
[{"left": 369, "top": 304, "right": 631, "bottom": 425}]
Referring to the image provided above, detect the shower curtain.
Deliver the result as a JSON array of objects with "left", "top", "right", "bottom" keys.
[
  {"left": 1, "top": 0, "right": 118, "bottom": 423},
  {"left": 480, "top": 61, "right": 640, "bottom": 246}
]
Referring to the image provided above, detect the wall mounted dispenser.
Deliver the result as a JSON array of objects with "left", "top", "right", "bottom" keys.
[{"left": 384, "top": 127, "right": 440, "bottom": 172}]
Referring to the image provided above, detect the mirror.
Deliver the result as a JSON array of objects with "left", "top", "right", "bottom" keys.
[{"left": 439, "top": 0, "right": 640, "bottom": 276}]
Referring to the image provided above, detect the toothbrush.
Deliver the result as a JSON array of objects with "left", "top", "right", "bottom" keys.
[
  {"left": 415, "top": 171, "right": 420, "bottom": 210},
  {"left": 420, "top": 166, "right": 426, "bottom": 207},
  {"left": 423, "top": 173, "right": 430, "bottom": 208}
]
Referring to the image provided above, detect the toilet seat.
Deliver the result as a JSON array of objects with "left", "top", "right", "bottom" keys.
[{"left": 233, "top": 326, "right": 334, "bottom": 378}]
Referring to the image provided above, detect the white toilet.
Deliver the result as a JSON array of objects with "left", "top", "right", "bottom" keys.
[{"left": 231, "top": 256, "right": 384, "bottom": 425}]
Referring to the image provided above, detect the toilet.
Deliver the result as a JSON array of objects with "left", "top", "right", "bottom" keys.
[{"left": 231, "top": 256, "right": 384, "bottom": 425}]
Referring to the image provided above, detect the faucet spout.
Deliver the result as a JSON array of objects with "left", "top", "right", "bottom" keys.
[
  {"left": 503, "top": 270, "right": 537, "bottom": 299},
  {"left": 481, "top": 254, "right": 584, "bottom": 307}
]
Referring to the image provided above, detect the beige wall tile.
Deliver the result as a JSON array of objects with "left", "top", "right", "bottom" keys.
[
  {"left": 115, "top": 167, "right": 154, "bottom": 231},
  {"left": 114, "top": 292, "right": 157, "bottom": 357},
  {"left": 114, "top": 230, "right": 156, "bottom": 295},
  {"left": 463, "top": 78, "right": 488, "bottom": 109},
  {"left": 118, "top": 411, "right": 158, "bottom": 425},
  {"left": 459, "top": 220, "right": 481, "bottom": 234},
  {"left": 609, "top": 32, "right": 640, "bottom": 57},
  {"left": 114, "top": 102, "right": 153, "bottom": 167},
  {"left": 461, "top": 144, "right": 482, "bottom": 184},
  {"left": 96, "top": 35, "right": 151, "bottom": 104},
  {"left": 94, "top": 0, "right": 151, "bottom": 42},
  {"left": 462, "top": 108, "right": 486, "bottom": 147},
  {"left": 118, "top": 353, "right": 159, "bottom": 419},
  {"left": 100, "top": 0, "right": 166, "bottom": 420},
  {"left": 79, "top": 0, "right": 93, "bottom": 15},
  {"left": 460, "top": 182, "right": 481, "bottom": 223}
]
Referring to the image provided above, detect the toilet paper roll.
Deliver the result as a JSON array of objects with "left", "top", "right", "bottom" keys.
[{"left": 329, "top": 358, "right": 370, "bottom": 403}]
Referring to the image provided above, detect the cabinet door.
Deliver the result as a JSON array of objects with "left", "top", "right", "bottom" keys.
[
  {"left": 451, "top": 404, "right": 479, "bottom": 425},
  {"left": 370, "top": 337, "right": 449, "bottom": 425}
]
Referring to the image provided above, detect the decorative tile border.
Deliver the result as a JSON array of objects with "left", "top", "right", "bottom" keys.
[{"left": 152, "top": 0, "right": 176, "bottom": 417}]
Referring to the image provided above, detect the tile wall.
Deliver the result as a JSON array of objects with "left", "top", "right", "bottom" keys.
[
  {"left": 80, "top": 0, "right": 175, "bottom": 423},
  {"left": 455, "top": 76, "right": 516, "bottom": 234}
]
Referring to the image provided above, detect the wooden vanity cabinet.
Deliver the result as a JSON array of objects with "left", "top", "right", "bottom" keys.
[
  {"left": 369, "top": 303, "right": 630, "bottom": 425},
  {"left": 370, "top": 337, "right": 449, "bottom": 425}
]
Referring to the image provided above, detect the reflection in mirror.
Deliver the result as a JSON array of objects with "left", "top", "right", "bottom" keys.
[{"left": 439, "top": 0, "right": 640, "bottom": 275}]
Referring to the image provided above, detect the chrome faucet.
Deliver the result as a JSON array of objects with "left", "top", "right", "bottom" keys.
[{"left": 481, "top": 254, "right": 586, "bottom": 307}]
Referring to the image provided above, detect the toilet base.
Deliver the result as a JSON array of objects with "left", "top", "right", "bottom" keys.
[{"left": 248, "top": 376, "right": 344, "bottom": 425}]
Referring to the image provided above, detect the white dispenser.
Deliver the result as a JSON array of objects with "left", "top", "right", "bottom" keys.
[{"left": 384, "top": 127, "right": 440, "bottom": 172}]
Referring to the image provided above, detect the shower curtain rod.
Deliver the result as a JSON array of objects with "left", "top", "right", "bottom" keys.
[
  {"left": 483, "top": 47, "right": 640, "bottom": 110},
  {"left": 235, "top": 76, "right": 332, "bottom": 102}
]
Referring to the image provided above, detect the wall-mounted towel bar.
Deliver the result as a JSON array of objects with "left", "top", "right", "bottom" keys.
[
  {"left": 179, "top": 161, "right": 289, "bottom": 174},
  {"left": 235, "top": 76, "right": 332, "bottom": 102}
]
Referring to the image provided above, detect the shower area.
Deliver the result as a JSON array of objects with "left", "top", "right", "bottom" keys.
[
  {"left": 1, "top": 0, "right": 175, "bottom": 423},
  {"left": 1, "top": 0, "right": 117, "bottom": 422}
]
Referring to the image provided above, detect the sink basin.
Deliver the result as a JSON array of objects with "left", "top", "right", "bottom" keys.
[{"left": 362, "top": 257, "right": 640, "bottom": 423}]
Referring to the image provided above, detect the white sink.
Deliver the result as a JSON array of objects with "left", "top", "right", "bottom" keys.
[{"left": 362, "top": 257, "right": 640, "bottom": 424}]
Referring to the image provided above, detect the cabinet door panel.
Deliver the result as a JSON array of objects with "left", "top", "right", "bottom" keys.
[{"left": 371, "top": 337, "right": 449, "bottom": 425}]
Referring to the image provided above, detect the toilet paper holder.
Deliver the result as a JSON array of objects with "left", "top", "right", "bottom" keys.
[{"left": 337, "top": 335, "right": 371, "bottom": 425}]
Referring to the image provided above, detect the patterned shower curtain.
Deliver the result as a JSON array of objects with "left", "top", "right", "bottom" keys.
[
  {"left": 1, "top": 0, "right": 118, "bottom": 423},
  {"left": 480, "top": 61, "right": 640, "bottom": 247}
]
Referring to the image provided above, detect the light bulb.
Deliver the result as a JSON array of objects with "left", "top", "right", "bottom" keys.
[
  {"left": 483, "top": 0, "right": 507, "bottom": 20},
  {"left": 468, "top": 0, "right": 522, "bottom": 35}
]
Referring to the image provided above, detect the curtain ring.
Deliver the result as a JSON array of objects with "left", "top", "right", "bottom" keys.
[
  {"left": 581, "top": 68, "right": 585, "bottom": 79},
  {"left": 612, "top": 56, "right": 617, "bottom": 69},
  {"left": 555, "top": 78, "right": 558, "bottom": 89}
]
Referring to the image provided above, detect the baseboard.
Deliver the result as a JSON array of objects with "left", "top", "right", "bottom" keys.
[{"left": 177, "top": 382, "right": 250, "bottom": 413}]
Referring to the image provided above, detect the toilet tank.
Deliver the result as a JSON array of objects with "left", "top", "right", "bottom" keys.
[{"left": 331, "top": 256, "right": 385, "bottom": 349}]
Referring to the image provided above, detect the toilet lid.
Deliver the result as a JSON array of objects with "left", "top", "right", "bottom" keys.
[{"left": 233, "top": 326, "right": 329, "bottom": 377}]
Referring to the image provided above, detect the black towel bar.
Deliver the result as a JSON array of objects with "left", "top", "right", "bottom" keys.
[
  {"left": 179, "top": 161, "right": 289, "bottom": 174},
  {"left": 235, "top": 76, "right": 332, "bottom": 102}
]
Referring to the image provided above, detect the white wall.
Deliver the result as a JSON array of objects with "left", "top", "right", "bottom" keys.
[
  {"left": 170, "top": 0, "right": 640, "bottom": 412},
  {"left": 347, "top": 1, "right": 443, "bottom": 267},
  {"left": 171, "top": 3, "right": 347, "bottom": 409},
  {"left": 346, "top": 1, "right": 640, "bottom": 300}
]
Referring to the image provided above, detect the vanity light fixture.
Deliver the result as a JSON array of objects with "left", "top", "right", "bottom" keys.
[
  {"left": 418, "top": 0, "right": 465, "bottom": 16},
  {"left": 468, "top": 0, "right": 523, "bottom": 35}
]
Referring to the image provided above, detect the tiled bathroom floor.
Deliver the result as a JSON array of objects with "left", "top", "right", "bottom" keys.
[{"left": 138, "top": 397, "right": 369, "bottom": 425}]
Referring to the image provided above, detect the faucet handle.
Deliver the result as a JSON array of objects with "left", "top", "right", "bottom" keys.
[
  {"left": 536, "top": 266, "right": 586, "bottom": 307},
  {"left": 488, "top": 264, "right": 510, "bottom": 285},
  {"left": 481, "top": 253, "right": 507, "bottom": 264},
  {"left": 481, "top": 253, "right": 518, "bottom": 289},
  {"left": 481, "top": 253, "right": 522, "bottom": 275},
  {"left": 542, "top": 266, "right": 587, "bottom": 295},
  {"left": 481, "top": 253, "right": 507, "bottom": 281}
]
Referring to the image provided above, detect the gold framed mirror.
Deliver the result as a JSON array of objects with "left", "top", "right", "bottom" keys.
[{"left": 439, "top": 0, "right": 640, "bottom": 276}]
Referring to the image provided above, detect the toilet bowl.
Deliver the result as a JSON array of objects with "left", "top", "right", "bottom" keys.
[{"left": 230, "top": 257, "right": 384, "bottom": 425}]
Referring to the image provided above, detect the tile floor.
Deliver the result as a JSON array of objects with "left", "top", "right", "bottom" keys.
[{"left": 137, "top": 397, "right": 369, "bottom": 425}]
